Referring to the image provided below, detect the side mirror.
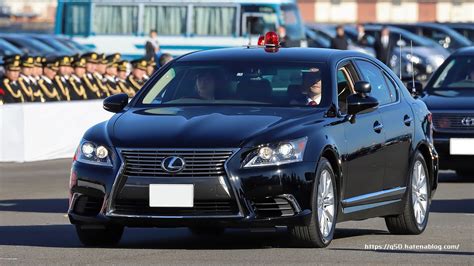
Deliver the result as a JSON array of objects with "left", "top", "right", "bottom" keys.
[
  {"left": 406, "top": 81, "right": 423, "bottom": 97},
  {"left": 103, "top": 93, "right": 129, "bottom": 113},
  {"left": 347, "top": 81, "right": 379, "bottom": 116}
]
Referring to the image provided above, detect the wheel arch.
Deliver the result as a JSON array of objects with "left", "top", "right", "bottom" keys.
[
  {"left": 319, "top": 146, "right": 344, "bottom": 200},
  {"left": 414, "top": 141, "right": 438, "bottom": 196}
]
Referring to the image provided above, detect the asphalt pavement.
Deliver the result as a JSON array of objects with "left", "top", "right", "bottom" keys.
[{"left": 0, "top": 159, "right": 473, "bottom": 265}]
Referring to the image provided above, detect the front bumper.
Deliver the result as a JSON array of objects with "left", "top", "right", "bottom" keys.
[
  {"left": 68, "top": 149, "right": 317, "bottom": 228},
  {"left": 433, "top": 133, "right": 474, "bottom": 171}
]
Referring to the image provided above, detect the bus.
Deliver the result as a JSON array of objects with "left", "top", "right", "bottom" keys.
[{"left": 55, "top": 0, "right": 307, "bottom": 59}]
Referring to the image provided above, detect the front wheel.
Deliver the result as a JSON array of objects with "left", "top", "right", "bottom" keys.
[
  {"left": 290, "top": 157, "right": 337, "bottom": 248},
  {"left": 385, "top": 151, "right": 431, "bottom": 234},
  {"left": 75, "top": 224, "right": 124, "bottom": 247}
]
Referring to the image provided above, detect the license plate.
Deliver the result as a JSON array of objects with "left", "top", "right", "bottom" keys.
[
  {"left": 149, "top": 184, "right": 194, "bottom": 207},
  {"left": 450, "top": 138, "right": 474, "bottom": 155}
]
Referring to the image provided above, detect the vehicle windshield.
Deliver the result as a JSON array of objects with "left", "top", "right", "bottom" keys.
[
  {"left": 139, "top": 61, "right": 327, "bottom": 107},
  {"left": 431, "top": 56, "right": 474, "bottom": 90}
]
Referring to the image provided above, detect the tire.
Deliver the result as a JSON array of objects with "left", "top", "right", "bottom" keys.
[
  {"left": 385, "top": 151, "right": 431, "bottom": 235},
  {"left": 290, "top": 157, "right": 337, "bottom": 248},
  {"left": 75, "top": 224, "right": 124, "bottom": 247},
  {"left": 189, "top": 226, "right": 225, "bottom": 235}
]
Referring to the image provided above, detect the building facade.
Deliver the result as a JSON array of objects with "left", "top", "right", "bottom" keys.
[
  {"left": 298, "top": 0, "right": 474, "bottom": 23},
  {"left": 0, "top": 0, "right": 56, "bottom": 22}
]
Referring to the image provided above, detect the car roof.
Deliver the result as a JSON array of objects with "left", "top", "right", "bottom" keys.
[{"left": 176, "top": 47, "right": 368, "bottom": 64}]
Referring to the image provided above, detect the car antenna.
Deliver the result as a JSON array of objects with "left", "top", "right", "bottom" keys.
[
  {"left": 247, "top": 20, "right": 252, "bottom": 48},
  {"left": 410, "top": 40, "right": 415, "bottom": 95},
  {"left": 399, "top": 34, "right": 402, "bottom": 80}
]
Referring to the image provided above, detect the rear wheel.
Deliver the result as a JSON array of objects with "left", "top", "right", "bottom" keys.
[
  {"left": 75, "top": 224, "right": 124, "bottom": 247},
  {"left": 385, "top": 151, "right": 430, "bottom": 234},
  {"left": 290, "top": 157, "right": 337, "bottom": 248}
]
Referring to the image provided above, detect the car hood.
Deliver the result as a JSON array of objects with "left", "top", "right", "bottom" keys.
[
  {"left": 422, "top": 90, "right": 474, "bottom": 111},
  {"left": 110, "top": 106, "right": 323, "bottom": 148}
]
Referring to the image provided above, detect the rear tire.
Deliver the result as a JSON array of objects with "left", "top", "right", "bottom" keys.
[
  {"left": 385, "top": 151, "right": 430, "bottom": 235},
  {"left": 75, "top": 224, "right": 124, "bottom": 247},
  {"left": 290, "top": 157, "right": 337, "bottom": 248}
]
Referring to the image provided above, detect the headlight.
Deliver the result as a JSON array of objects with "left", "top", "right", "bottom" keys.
[
  {"left": 243, "top": 137, "right": 308, "bottom": 168},
  {"left": 75, "top": 140, "right": 112, "bottom": 166}
]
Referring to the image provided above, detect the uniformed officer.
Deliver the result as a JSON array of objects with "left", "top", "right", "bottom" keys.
[
  {"left": 94, "top": 53, "right": 110, "bottom": 97},
  {"left": 103, "top": 55, "right": 122, "bottom": 95},
  {"left": 116, "top": 60, "right": 135, "bottom": 97},
  {"left": 53, "top": 56, "right": 73, "bottom": 101},
  {"left": 1, "top": 55, "right": 24, "bottom": 103},
  {"left": 68, "top": 56, "right": 88, "bottom": 100},
  {"left": 127, "top": 59, "right": 147, "bottom": 93},
  {"left": 82, "top": 52, "right": 103, "bottom": 99},
  {"left": 38, "top": 58, "right": 62, "bottom": 101},
  {"left": 145, "top": 58, "right": 156, "bottom": 81},
  {"left": 33, "top": 56, "right": 45, "bottom": 82},
  {"left": 19, "top": 56, "right": 44, "bottom": 102}
]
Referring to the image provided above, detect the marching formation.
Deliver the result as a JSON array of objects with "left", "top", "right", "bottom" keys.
[{"left": 0, "top": 53, "right": 159, "bottom": 104}]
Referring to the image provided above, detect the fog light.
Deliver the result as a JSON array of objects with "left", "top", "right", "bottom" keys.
[
  {"left": 96, "top": 146, "right": 109, "bottom": 159},
  {"left": 81, "top": 143, "right": 95, "bottom": 158},
  {"left": 259, "top": 147, "right": 273, "bottom": 160}
]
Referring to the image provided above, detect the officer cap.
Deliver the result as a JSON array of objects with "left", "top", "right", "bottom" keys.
[
  {"left": 117, "top": 60, "right": 129, "bottom": 72},
  {"left": 43, "top": 57, "right": 59, "bottom": 71},
  {"left": 21, "top": 56, "right": 35, "bottom": 68},
  {"left": 131, "top": 58, "right": 148, "bottom": 71},
  {"left": 73, "top": 57, "right": 86, "bottom": 68},
  {"left": 34, "top": 56, "right": 45, "bottom": 67},
  {"left": 4, "top": 59, "right": 21, "bottom": 71},
  {"left": 3, "top": 54, "right": 21, "bottom": 64},
  {"left": 148, "top": 58, "right": 157, "bottom": 68},
  {"left": 58, "top": 56, "right": 72, "bottom": 67},
  {"left": 99, "top": 53, "right": 107, "bottom": 64},
  {"left": 82, "top": 52, "right": 100, "bottom": 64}
]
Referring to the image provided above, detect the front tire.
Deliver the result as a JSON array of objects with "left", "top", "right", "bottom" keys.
[
  {"left": 75, "top": 224, "right": 124, "bottom": 247},
  {"left": 385, "top": 151, "right": 430, "bottom": 234},
  {"left": 290, "top": 157, "right": 337, "bottom": 248}
]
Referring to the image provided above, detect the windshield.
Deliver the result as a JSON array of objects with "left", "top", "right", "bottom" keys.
[
  {"left": 139, "top": 61, "right": 327, "bottom": 107},
  {"left": 431, "top": 56, "right": 474, "bottom": 90},
  {"left": 280, "top": 4, "right": 304, "bottom": 40}
]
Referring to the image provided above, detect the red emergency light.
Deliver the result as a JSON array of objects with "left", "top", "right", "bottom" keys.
[
  {"left": 264, "top": 31, "right": 280, "bottom": 48},
  {"left": 257, "top": 35, "right": 265, "bottom": 46}
]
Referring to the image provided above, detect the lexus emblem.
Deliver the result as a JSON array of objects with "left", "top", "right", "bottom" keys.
[
  {"left": 161, "top": 156, "right": 186, "bottom": 173},
  {"left": 461, "top": 117, "right": 473, "bottom": 126}
]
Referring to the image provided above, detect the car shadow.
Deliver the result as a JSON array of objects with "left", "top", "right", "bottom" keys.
[
  {"left": 430, "top": 199, "right": 474, "bottom": 214},
  {"left": 0, "top": 198, "right": 68, "bottom": 214},
  {"left": 0, "top": 224, "right": 387, "bottom": 249}
]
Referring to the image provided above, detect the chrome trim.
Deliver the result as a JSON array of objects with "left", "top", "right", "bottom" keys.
[
  {"left": 278, "top": 194, "right": 302, "bottom": 213},
  {"left": 342, "top": 187, "right": 406, "bottom": 207},
  {"left": 343, "top": 199, "right": 401, "bottom": 214},
  {"left": 106, "top": 148, "right": 244, "bottom": 219}
]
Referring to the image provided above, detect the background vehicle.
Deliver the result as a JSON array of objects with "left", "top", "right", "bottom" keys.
[
  {"left": 305, "top": 23, "right": 375, "bottom": 56},
  {"left": 55, "top": 0, "right": 307, "bottom": 58},
  {"left": 0, "top": 34, "right": 62, "bottom": 57},
  {"left": 28, "top": 34, "right": 77, "bottom": 55},
  {"left": 54, "top": 36, "right": 94, "bottom": 53},
  {"left": 421, "top": 47, "right": 474, "bottom": 177},
  {"left": 445, "top": 23, "right": 474, "bottom": 43},
  {"left": 68, "top": 45, "right": 438, "bottom": 248},
  {"left": 385, "top": 23, "right": 472, "bottom": 52},
  {"left": 363, "top": 25, "right": 450, "bottom": 82}
]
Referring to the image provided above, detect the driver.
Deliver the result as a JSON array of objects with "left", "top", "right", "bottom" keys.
[
  {"left": 195, "top": 71, "right": 216, "bottom": 100},
  {"left": 291, "top": 69, "right": 322, "bottom": 106}
]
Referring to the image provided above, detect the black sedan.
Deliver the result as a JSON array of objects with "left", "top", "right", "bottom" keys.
[
  {"left": 421, "top": 47, "right": 474, "bottom": 177},
  {"left": 69, "top": 40, "right": 438, "bottom": 248}
]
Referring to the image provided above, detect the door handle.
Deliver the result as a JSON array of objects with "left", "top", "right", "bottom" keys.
[
  {"left": 373, "top": 121, "right": 383, "bottom": 133},
  {"left": 404, "top": 115, "right": 413, "bottom": 126}
]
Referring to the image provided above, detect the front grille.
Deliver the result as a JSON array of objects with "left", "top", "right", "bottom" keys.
[
  {"left": 432, "top": 113, "right": 474, "bottom": 132},
  {"left": 252, "top": 197, "right": 295, "bottom": 218},
  {"left": 114, "top": 199, "right": 239, "bottom": 216},
  {"left": 121, "top": 149, "right": 234, "bottom": 177},
  {"left": 73, "top": 195, "right": 103, "bottom": 216}
]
